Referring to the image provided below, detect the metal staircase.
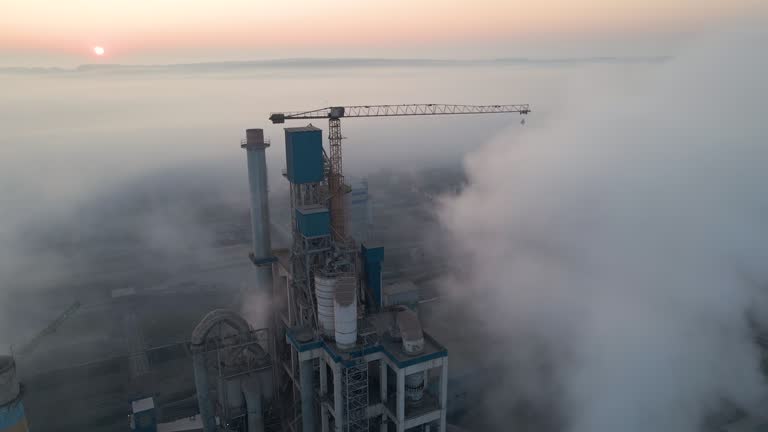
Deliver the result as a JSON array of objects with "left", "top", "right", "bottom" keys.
[{"left": 344, "top": 358, "right": 369, "bottom": 432}]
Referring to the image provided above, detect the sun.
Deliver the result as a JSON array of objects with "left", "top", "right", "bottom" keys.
[{"left": 93, "top": 46, "right": 105, "bottom": 56}]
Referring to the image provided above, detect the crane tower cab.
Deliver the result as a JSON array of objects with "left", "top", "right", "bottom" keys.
[{"left": 329, "top": 106, "right": 345, "bottom": 119}]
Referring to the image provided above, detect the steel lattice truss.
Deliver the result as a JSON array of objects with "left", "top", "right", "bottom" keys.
[
  {"left": 328, "top": 118, "right": 346, "bottom": 240},
  {"left": 270, "top": 104, "right": 530, "bottom": 122},
  {"left": 344, "top": 359, "right": 369, "bottom": 432}
]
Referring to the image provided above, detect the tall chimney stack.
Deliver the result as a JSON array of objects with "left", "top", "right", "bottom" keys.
[{"left": 241, "top": 129, "right": 273, "bottom": 294}]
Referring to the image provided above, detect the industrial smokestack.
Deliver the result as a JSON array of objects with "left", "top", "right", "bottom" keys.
[{"left": 241, "top": 129, "right": 273, "bottom": 295}]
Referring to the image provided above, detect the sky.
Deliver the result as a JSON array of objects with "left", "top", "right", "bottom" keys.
[{"left": 2, "top": 0, "right": 767, "bottom": 66}]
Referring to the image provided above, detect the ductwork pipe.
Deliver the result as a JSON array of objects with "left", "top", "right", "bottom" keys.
[
  {"left": 192, "top": 352, "right": 216, "bottom": 432},
  {"left": 300, "top": 359, "right": 316, "bottom": 432},
  {"left": 191, "top": 309, "right": 254, "bottom": 432},
  {"left": 242, "top": 377, "right": 264, "bottom": 432}
]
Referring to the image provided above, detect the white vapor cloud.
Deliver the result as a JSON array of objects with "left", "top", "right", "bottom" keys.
[{"left": 438, "top": 27, "right": 768, "bottom": 432}]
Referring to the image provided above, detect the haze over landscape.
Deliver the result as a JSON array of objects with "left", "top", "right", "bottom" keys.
[
  {"left": 2, "top": 1, "right": 768, "bottom": 432},
  {"left": 2, "top": 0, "right": 766, "bottom": 66}
]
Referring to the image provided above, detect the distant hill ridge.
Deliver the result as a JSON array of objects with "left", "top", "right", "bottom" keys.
[{"left": 0, "top": 56, "right": 670, "bottom": 75}]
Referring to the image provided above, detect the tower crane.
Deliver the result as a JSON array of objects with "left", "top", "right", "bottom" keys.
[
  {"left": 269, "top": 103, "right": 531, "bottom": 241},
  {"left": 17, "top": 300, "right": 81, "bottom": 355}
]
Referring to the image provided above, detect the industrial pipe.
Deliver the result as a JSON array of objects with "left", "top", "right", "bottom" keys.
[
  {"left": 300, "top": 359, "right": 316, "bottom": 432},
  {"left": 242, "top": 377, "right": 264, "bottom": 432},
  {"left": 191, "top": 309, "right": 254, "bottom": 432},
  {"left": 192, "top": 353, "right": 216, "bottom": 432}
]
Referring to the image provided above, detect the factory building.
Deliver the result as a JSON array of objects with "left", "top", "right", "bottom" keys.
[{"left": 229, "top": 125, "right": 450, "bottom": 432}]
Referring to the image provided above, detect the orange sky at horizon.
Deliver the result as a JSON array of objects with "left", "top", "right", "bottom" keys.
[{"left": 2, "top": 0, "right": 766, "bottom": 65}]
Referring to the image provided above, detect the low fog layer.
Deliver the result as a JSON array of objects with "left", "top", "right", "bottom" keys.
[
  {"left": 0, "top": 57, "right": 603, "bottom": 353},
  {"left": 439, "top": 28, "right": 768, "bottom": 431},
  {"left": 0, "top": 162, "right": 255, "bottom": 348}
]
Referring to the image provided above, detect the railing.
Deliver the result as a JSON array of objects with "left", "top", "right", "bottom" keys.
[{"left": 240, "top": 138, "right": 272, "bottom": 147}]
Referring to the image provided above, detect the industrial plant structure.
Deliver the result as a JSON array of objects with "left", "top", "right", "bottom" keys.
[
  {"left": 0, "top": 103, "right": 529, "bottom": 432},
  {"left": 266, "top": 124, "right": 450, "bottom": 432},
  {"left": 0, "top": 103, "right": 526, "bottom": 432},
  {"left": 174, "top": 104, "right": 529, "bottom": 432},
  {"left": 9, "top": 98, "right": 768, "bottom": 432}
]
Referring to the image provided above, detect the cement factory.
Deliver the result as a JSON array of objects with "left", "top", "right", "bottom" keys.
[{"left": 0, "top": 104, "right": 530, "bottom": 432}]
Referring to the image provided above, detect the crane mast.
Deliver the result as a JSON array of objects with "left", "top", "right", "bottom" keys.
[
  {"left": 270, "top": 103, "right": 530, "bottom": 241},
  {"left": 328, "top": 117, "right": 345, "bottom": 240}
]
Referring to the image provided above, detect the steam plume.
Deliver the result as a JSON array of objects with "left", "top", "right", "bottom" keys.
[{"left": 438, "top": 27, "right": 768, "bottom": 432}]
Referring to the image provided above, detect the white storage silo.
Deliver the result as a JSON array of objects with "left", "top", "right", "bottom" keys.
[
  {"left": 333, "top": 275, "right": 358, "bottom": 350},
  {"left": 314, "top": 274, "right": 337, "bottom": 338}
]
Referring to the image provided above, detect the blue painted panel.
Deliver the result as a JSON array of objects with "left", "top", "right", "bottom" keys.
[
  {"left": 361, "top": 244, "right": 384, "bottom": 264},
  {"left": 285, "top": 128, "right": 324, "bottom": 184},
  {"left": 296, "top": 206, "right": 330, "bottom": 238},
  {"left": 361, "top": 244, "right": 384, "bottom": 308},
  {"left": 366, "top": 263, "right": 382, "bottom": 309},
  {"left": 0, "top": 402, "right": 26, "bottom": 430}
]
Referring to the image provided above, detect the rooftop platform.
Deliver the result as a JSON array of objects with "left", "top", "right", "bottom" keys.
[
  {"left": 385, "top": 390, "right": 441, "bottom": 427},
  {"left": 273, "top": 248, "right": 291, "bottom": 274},
  {"left": 285, "top": 311, "right": 447, "bottom": 369}
]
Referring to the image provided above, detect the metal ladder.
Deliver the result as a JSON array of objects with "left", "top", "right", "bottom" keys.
[{"left": 344, "top": 357, "right": 369, "bottom": 432}]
